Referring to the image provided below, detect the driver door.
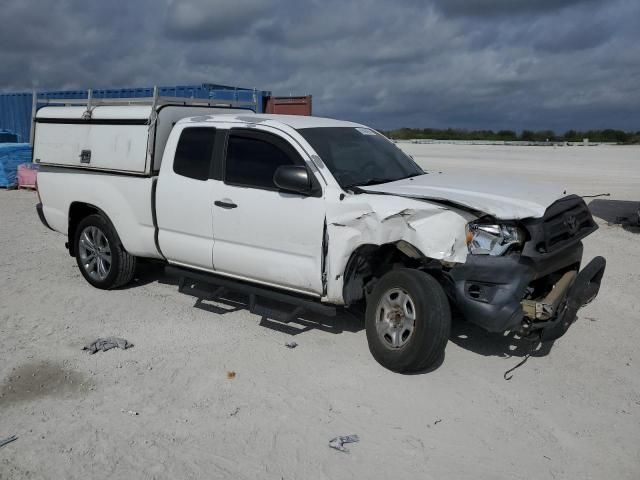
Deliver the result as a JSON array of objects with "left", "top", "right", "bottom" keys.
[{"left": 211, "top": 126, "right": 326, "bottom": 296}]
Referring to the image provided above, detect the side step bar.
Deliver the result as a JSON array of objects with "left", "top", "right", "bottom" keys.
[{"left": 165, "top": 266, "right": 336, "bottom": 322}]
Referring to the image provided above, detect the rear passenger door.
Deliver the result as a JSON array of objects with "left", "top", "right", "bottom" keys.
[
  {"left": 156, "top": 126, "right": 219, "bottom": 270},
  {"left": 211, "top": 127, "right": 326, "bottom": 295}
]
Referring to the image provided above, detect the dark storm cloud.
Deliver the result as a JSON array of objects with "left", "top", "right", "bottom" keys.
[
  {"left": 165, "top": 0, "right": 270, "bottom": 40},
  {"left": 429, "top": 0, "right": 600, "bottom": 17},
  {"left": 0, "top": 0, "right": 638, "bottom": 131}
]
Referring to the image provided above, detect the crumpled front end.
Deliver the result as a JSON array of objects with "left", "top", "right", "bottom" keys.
[
  {"left": 446, "top": 195, "right": 605, "bottom": 340},
  {"left": 324, "top": 193, "right": 476, "bottom": 304}
]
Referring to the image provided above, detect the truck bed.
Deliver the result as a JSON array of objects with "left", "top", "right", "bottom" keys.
[{"left": 37, "top": 167, "right": 162, "bottom": 259}]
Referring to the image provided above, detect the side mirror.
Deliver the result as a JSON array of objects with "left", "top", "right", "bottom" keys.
[{"left": 273, "top": 165, "right": 313, "bottom": 195}]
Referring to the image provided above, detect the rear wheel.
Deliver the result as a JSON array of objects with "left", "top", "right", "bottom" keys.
[
  {"left": 74, "top": 214, "right": 136, "bottom": 289},
  {"left": 365, "top": 268, "right": 451, "bottom": 372}
]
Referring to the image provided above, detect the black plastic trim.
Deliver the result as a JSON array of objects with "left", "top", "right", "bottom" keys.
[
  {"left": 521, "top": 195, "right": 598, "bottom": 256},
  {"left": 150, "top": 178, "right": 166, "bottom": 260},
  {"left": 35, "top": 118, "right": 149, "bottom": 125},
  {"left": 210, "top": 129, "right": 227, "bottom": 180},
  {"left": 37, "top": 163, "right": 154, "bottom": 178},
  {"left": 448, "top": 242, "right": 584, "bottom": 332},
  {"left": 36, "top": 203, "right": 54, "bottom": 231}
]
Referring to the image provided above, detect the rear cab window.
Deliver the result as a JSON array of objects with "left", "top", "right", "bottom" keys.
[{"left": 173, "top": 127, "right": 216, "bottom": 180}]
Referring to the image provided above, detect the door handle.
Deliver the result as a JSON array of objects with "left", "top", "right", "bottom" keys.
[{"left": 214, "top": 200, "right": 238, "bottom": 209}]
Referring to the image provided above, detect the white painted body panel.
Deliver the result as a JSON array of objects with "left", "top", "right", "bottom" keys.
[
  {"left": 209, "top": 122, "right": 325, "bottom": 294},
  {"left": 34, "top": 106, "right": 153, "bottom": 174},
  {"left": 211, "top": 182, "right": 325, "bottom": 295},
  {"left": 36, "top": 169, "right": 161, "bottom": 258},
  {"left": 34, "top": 122, "right": 150, "bottom": 173},
  {"left": 155, "top": 125, "right": 214, "bottom": 269},
  {"left": 361, "top": 172, "right": 565, "bottom": 219},
  {"left": 323, "top": 188, "right": 476, "bottom": 303}
]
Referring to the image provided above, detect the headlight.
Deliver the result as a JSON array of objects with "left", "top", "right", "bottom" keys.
[{"left": 466, "top": 222, "right": 525, "bottom": 256}]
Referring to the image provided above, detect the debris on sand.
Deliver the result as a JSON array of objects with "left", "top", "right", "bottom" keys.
[
  {"left": 229, "top": 407, "right": 240, "bottom": 417},
  {"left": 329, "top": 434, "right": 360, "bottom": 452},
  {"left": 0, "top": 435, "right": 18, "bottom": 449},
  {"left": 120, "top": 409, "right": 139, "bottom": 416},
  {"left": 434, "top": 419, "right": 442, "bottom": 425},
  {"left": 83, "top": 337, "right": 133, "bottom": 354},
  {"left": 227, "top": 371, "right": 236, "bottom": 380},
  {"left": 285, "top": 341, "right": 298, "bottom": 349}
]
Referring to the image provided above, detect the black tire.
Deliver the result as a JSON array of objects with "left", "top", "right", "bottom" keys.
[
  {"left": 365, "top": 268, "right": 451, "bottom": 373},
  {"left": 74, "top": 214, "right": 136, "bottom": 289}
]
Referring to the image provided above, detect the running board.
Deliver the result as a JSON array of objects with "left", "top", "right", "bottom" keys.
[{"left": 166, "top": 266, "right": 336, "bottom": 322}]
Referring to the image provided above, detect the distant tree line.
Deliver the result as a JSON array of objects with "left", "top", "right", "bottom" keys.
[{"left": 383, "top": 128, "right": 640, "bottom": 144}]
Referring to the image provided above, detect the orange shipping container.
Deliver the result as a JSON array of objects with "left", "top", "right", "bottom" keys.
[{"left": 264, "top": 96, "right": 312, "bottom": 116}]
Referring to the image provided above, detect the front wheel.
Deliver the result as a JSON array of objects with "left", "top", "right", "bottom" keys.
[
  {"left": 74, "top": 214, "right": 136, "bottom": 289},
  {"left": 365, "top": 268, "right": 451, "bottom": 373}
]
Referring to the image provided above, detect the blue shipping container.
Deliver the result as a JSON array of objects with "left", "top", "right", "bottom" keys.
[
  {"left": 0, "top": 93, "right": 33, "bottom": 143},
  {"left": 0, "top": 83, "right": 270, "bottom": 143}
]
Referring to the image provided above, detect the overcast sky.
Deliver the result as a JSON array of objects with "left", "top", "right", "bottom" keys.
[{"left": 1, "top": 0, "right": 638, "bottom": 131}]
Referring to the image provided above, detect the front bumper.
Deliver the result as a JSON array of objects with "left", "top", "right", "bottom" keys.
[{"left": 448, "top": 242, "right": 606, "bottom": 340}]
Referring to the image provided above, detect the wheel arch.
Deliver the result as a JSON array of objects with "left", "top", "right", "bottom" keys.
[
  {"left": 67, "top": 202, "right": 115, "bottom": 256},
  {"left": 341, "top": 240, "right": 445, "bottom": 306}
]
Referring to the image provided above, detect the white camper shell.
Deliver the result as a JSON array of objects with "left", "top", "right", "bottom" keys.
[{"left": 34, "top": 99, "right": 251, "bottom": 175}]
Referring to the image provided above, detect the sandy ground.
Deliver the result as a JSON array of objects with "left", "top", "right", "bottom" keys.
[{"left": 1, "top": 144, "right": 639, "bottom": 479}]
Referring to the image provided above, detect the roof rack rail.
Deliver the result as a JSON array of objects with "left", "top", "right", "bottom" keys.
[
  {"left": 30, "top": 87, "right": 258, "bottom": 145},
  {"left": 37, "top": 96, "right": 255, "bottom": 109},
  {"left": 36, "top": 85, "right": 256, "bottom": 109}
]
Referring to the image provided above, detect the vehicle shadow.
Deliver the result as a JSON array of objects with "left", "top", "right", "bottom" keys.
[
  {"left": 119, "top": 261, "right": 180, "bottom": 289},
  {"left": 125, "top": 264, "right": 558, "bottom": 368},
  {"left": 449, "top": 314, "right": 555, "bottom": 359},
  {"left": 589, "top": 199, "right": 640, "bottom": 233},
  {"left": 194, "top": 294, "right": 364, "bottom": 336},
  {"left": 258, "top": 309, "right": 364, "bottom": 336}
]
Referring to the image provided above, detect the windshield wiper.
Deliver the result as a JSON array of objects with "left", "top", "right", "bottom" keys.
[
  {"left": 397, "top": 172, "right": 425, "bottom": 180},
  {"left": 342, "top": 178, "right": 398, "bottom": 190},
  {"left": 342, "top": 173, "right": 425, "bottom": 191}
]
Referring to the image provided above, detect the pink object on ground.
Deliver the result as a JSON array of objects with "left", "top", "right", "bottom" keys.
[{"left": 17, "top": 163, "right": 38, "bottom": 189}]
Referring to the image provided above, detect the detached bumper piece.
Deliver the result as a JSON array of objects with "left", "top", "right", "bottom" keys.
[
  {"left": 521, "top": 270, "right": 577, "bottom": 321},
  {"left": 537, "top": 256, "right": 606, "bottom": 341}
]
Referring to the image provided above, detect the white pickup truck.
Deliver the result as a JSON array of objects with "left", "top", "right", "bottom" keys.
[{"left": 34, "top": 99, "right": 606, "bottom": 372}]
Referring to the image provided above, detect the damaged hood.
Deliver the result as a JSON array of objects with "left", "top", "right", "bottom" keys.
[{"left": 360, "top": 172, "right": 566, "bottom": 219}]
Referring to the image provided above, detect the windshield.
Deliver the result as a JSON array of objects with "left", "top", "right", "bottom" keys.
[{"left": 297, "top": 127, "right": 424, "bottom": 189}]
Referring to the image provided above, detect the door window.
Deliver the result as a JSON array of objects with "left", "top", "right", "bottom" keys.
[
  {"left": 225, "top": 130, "right": 298, "bottom": 190},
  {"left": 173, "top": 127, "right": 216, "bottom": 180}
]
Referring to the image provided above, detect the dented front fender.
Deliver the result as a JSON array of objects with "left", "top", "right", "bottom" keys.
[{"left": 324, "top": 193, "right": 477, "bottom": 304}]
